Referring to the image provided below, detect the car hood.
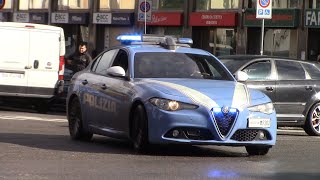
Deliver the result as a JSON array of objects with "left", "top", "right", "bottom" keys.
[{"left": 136, "top": 79, "right": 266, "bottom": 109}]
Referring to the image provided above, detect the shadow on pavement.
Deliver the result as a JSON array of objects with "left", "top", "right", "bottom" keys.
[{"left": 0, "top": 132, "right": 250, "bottom": 157}]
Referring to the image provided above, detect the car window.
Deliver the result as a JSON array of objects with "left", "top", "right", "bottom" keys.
[
  {"left": 91, "top": 55, "right": 102, "bottom": 72},
  {"left": 276, "top": 60, "right": 306, "bottom": 80},
  {"left": 219, "top": 58, "right": 251, "bottom": 73},
  {"left": 242, "top": 61, "right": 271, "bottom": 81},
  {"left": 301, "top": 63, "right": 320, "bottom": 80},
  {"left": 111, "top": 49, "right": 129, "bottom": 74},
  {"left": 94, "top": 49, "right": 118, "bottom": 75},
  {"left": 134, "top": 52, "right": 233, "bottom": 80}
]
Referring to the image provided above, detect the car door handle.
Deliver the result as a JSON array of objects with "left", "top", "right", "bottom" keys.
[
  {"left": 265, "top": 86, "right": 274, "bottom": 91},
  {"left": 305, "top": 86, "right": 313, "bottom": 90},
  {"left": 81, "top": 80, "right": 88, "bottom": 85},
  {"left": 100, "top": 84, "right": 107, "bottom": 90}
]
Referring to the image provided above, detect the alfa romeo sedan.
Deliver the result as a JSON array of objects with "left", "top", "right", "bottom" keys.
[
  {"left": 66, "top": 35, "right": 277, "bottom": 155},
  {"left": 219, "top": 55, "right": 320, "bottom": 136}
]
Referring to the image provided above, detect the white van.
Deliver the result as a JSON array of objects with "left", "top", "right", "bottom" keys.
[{"left": 0, "top": 22, "right": 66, "bottom": 112}]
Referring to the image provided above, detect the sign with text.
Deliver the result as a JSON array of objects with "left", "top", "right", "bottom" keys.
[
  {"left": 93, "top": 13, "right": 111, "bottom": 24},
  {"left": 29, "top": 13, "right": 48, "bottom": 24},
  {"left": 147, "top": 12, "right": 182, "bottom": 26},
  {"left": 138, "top": 0, "right": 152, "bottom": 22},
  {"left": 13, "top": 13, "right": 29, "bottom": 23},
  {"left": 51, "top": 13, "right": 68, "bottom": 23},
  {"left": 0, "top": 12, "right": 9, "bottom": 22},
  {"left": 256, "top": 0, "right": 272, "bottom": 19},
  {"left": 305, "top": 9, "right": 320, "bottom": 28},
  {"left": 189, "top": 12, "right": 237, "bottom": 26}
]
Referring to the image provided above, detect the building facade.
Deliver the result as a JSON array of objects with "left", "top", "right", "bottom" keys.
[{"left": 0, "top": 0, "right": 318, "bottom": 61}]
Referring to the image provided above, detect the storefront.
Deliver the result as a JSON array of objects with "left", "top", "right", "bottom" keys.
[
  {"left": 144, "top": 12, "right": 183, "bottom": 37},
  {"left": 51, "top": 12, "right": 89, "bottom": 58},
  {"left": 243, "top": 9, "right": 300, "bottom": 58},
  {"left": 13, "top": 12, "right": 48, "bottom": 24},
  {"left": 93, "top": 12, "right": 135, "bottom": 55},
  {"left": 189, "top": 12, "right": 238, "bottom": 56},
  {"left": 305, "top": 9, "right": 320, "bottom": 61}
]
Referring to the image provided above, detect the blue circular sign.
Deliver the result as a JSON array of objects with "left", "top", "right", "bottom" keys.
[
  {"left": 140, "top": 2, "right": 150, "bottom": 12},
  {"left": 0, "top": 0, "right": 5, "bottom": 10},
  {"left": 259, "top": 0, "right": 270, "bottom": 8}
]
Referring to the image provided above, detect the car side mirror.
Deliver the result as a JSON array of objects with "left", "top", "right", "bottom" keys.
[
  {"left": 234, "top": 71, "right": 249, "bottom": 82},
  {"left": 106, "top": 66, "right": 126, "bottom": 77}
]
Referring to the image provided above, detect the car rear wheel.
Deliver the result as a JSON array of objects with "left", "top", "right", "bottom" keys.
[
  {"left": 245, "top": 146, "right": 271, "bottom": 156},
  {"left": 304, "top": 102, "right": 320, "bottom": 136},
  {"left": 131, "top": 105, "right": 149, "bottom": 153},
  {"left": 68, "top": 98, "right": 93, "bottom": 141}
]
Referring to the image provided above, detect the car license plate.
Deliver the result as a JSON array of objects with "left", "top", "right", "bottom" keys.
[
  {"left": 248, "top": 118, "right": 271, "bottom": 128},
  {"left": 0, "top": 72, "right": 24, "bottom": 79}
]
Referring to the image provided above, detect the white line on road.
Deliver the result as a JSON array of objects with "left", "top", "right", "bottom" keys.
[
  {"left": 0, "top": 115, "right": 67, "bottom": 123},
  {"left": 277, "top": 129, "right": 304, "bottom": 133}
]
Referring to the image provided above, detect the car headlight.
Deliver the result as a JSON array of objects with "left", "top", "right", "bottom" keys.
[
  {"left": 248, "top": 102, "right": 274, "bottom": 114},
  {"left": 149, "top": 98, "right": 198, "bottom": 111}
]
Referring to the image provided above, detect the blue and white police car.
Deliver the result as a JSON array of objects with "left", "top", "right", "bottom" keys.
[{"left": 66, "top": 34, "right": 277, "bottom": 155}]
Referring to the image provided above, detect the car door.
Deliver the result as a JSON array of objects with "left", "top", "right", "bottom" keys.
[
  {"left": 274, "top": 60, "right": 314, "bottom": 119},
  {"left": 81, "top": 49, "right": 119, "bottom": 128},
  {"left": 97, "top": 49, "right": 132, "bottom": 133},
  {"left": 239, "top": 59, "right": 276, "bottom": 103}
]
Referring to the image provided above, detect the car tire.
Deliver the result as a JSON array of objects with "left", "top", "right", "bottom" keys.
[
  {"left": 245, "top": 146, "right": 270, "bottom": 156},
  {"left": 131, "top": 104, "right": 149, "bottom": 153},
  {"left": 68, "top": 98, "right": 93, "bottom": 141},
  {"left": 304, "top": 102, "right": 320, "bottom": 136}
]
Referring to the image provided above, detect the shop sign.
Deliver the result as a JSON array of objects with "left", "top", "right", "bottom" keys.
[
  {"left": 0, "top": 12, "right": 9, "bottom": 22},
  {"left": 146, "top": 12, "right": 182, "bottom": 26},
  {"left": 69, "top": 13, "right": 88, "bottom": 24},
  {"left": 189, "top": 12, "right": 237, "bottom": 26},
  {"left": 51, "top": 12, "right": 68, "bottom": 23},
  {"left": 29, "top": 13, "right": 48, "bottom": 24},
  {"left": 305, "top": 9, "right": 320, "bottom": 28},
  {"left": 13, "top": 13, "right": 29, "bottom": 23},
  {"left": 244, "top": 9, "right": 299, "bottom": 27},
  {"left": 93, "top": 13, "right": 111, "bottom": 24},
  {"left": 112, "top": 13, "right": 134, "bottom": 25}
]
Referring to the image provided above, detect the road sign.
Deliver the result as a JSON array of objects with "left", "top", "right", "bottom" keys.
[
  {"left": 0, "top": 0, "right": 6, "bottom": 10},
  {"left": 256, "top": 0, "right": 272, "bottom": 19},
  {"left": 138, "top": 0, "right": 152, "bottom": 22}
]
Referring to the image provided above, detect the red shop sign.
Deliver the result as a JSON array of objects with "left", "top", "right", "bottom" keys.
[
  {"left": 146, "top": 12, "right": 182, "bottom": 26},
  {"left": 189, "top": 12, "right": 237, "bottom": 26}
]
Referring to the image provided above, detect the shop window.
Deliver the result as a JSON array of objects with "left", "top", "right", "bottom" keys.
[
  {"left": 196, "top": 0, "right": 239, "bottom": 10},
  {"left": 263, "top": 29, "right": 297, "bottom": 58},
  {"left": 58, "top": 0, "right": 89, "bottom": 10},
  {"left": 19, "top": 0, "right": 49, "bottom": 10},
  {"left": 147, "top": 27, "right": 183, "bottom": 38},
  {"left": 249, "top": 0, "right": 300, "bottom": 8},
  {"left": 158, "top": 0, "right": 184, "bottom": 10},
  {"left": 99, "top": 0, "right": 134, "bottom": 10},
  {"left": 3, "top": 0, "right": 12, "bottom": 9},
  {"left": 311, "top": 0, "right": 320, "bottom": 8},
  {"left": 209, "top": 28, "right": 236, "bottom": 56}
]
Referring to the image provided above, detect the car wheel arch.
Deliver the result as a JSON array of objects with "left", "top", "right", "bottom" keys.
[{"left": 129, "top": 100, "right": 146, "bottom": 138}]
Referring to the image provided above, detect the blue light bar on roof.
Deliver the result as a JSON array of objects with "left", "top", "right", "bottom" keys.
[
  {"left": 116, "top": 35, "right": 142, "bottom": 42},
  {"left": 178, "top": 38, "right": 193, "bottom": 45}
]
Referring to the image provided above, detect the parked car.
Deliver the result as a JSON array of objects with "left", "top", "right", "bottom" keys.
[
  {"left": 66, "top": 35, "right": 277, "bottom": 155},
  {"left": 218, "top": 55, "right": 320, "bottom": 136}
]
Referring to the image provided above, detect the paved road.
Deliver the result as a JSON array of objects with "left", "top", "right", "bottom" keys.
[{"left": 0, "top": 110, "right": 319, "bottom": 180}]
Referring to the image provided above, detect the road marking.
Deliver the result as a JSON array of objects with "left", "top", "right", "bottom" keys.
[
  {"left": 0, "top": 115, "right": 67, "bottom": 122},
  {"left": 277, "top": 129, "right": 304, "bottom": 133}
]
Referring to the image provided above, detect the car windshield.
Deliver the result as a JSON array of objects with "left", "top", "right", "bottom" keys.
[
  {"left": 219, "top": 58, "right": 251, "bottom": 73},
  {"left": 134, "top": 52, "right": 233, "bottom": 81}
]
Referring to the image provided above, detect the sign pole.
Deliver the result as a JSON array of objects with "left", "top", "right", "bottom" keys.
[
  {"left": 144, "top": 0, "right": 147, "bottom": 34},
  {"left": 260, "top": 19, "right": 265, "bottom": 55}
]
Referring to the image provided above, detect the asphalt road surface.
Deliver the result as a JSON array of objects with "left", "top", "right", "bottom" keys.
[{"left": 0, "top": 108, "right": 320, "bottom": 180}]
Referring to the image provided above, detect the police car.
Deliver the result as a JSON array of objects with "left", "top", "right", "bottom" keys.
[{"left": 66, "top": 34, "right": 277, "bottom": 155}]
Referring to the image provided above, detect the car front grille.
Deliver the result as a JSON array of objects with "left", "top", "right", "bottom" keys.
[
  {"left": 211, "top": 107, "right": 238, "bottom": 137},
  {"left": 231, "top": 129, "right": 270, "bottom": 141}
]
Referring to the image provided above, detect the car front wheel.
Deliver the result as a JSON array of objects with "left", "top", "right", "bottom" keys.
[
  {"left": 245, "top": 146, "right": 271, "bottom": 156},
  {"left": 304, "top": 102, "right": 320, "bottom": 136},
  {"left": 131, "top": 104, "right": 149, "bottom": 153},
  {"left": 68, "top": 98, "right": 93, "bottom": 141}
]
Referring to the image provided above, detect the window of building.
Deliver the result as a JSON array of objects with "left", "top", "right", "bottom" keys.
[
  {"left": 19, "top": 0, "right": 49, "bottom": 10},
  {"left": 210, "top": 28, "right": 236, "bottom": 56},
  {"left": 311, "top": 0, "right": 320, "bottom": 8},
  {"left": 249, "top": 0, "right": 300, "bottom": 8},
  {"left": 196, "top": 0, "right": 239, "bottom": 10},
  {"left": 99, "top": 0, "right": 134, "bottom": 10},
  {"left": 3, "top": 0, "right": 13, "bottom": 9},
  {"left": 147, "top": 27, "right": 183, "bottom": 38},
  {"left": 58, "top": 0, "right": 89, "bottom": 10},
  {"left": 158, "top": 0, "right": 184, "bottom": 10}
]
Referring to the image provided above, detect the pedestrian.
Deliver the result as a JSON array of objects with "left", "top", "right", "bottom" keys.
[{"left": 66, "top": 41, "right": 93, "bottom": 72}]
